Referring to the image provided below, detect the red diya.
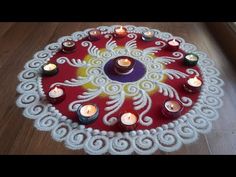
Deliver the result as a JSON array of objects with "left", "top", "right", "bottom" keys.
[
  {"left": 88, "top": 29, "right": 102, "bottom": 41},
  {"left": 119, "top": 111, "right": 138, "bottom": 131},
  {"left": 46, "top": 85, "right": 66, "bottom": 104},
  {"left": 162, "top": 99, "right": 184, "bottom": 119},
  {"left": 183, "top": 76, "right": 203, "bottom": 93},
  {"left": 166, "top": 39, "right": 180, "bottom": 52},
  {"left": 114, "top": 56, "right": 135, "bottom": 75},
  {"left": 114, "top": 26, "right": 127, "bottom": 38},
  {"left": 62, "top": 40, "right": 76, "bottom": 53}
]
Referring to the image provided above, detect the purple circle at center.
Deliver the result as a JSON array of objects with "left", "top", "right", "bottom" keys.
[{"left": 104, "top": 58, "right": 146, "bottom": 83}]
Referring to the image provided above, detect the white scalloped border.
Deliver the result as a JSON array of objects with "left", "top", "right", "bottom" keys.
[{"left": 16, "top": 25, "right": 224, "bottom": 155}]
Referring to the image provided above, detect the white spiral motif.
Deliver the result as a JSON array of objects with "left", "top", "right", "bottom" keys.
[
  {"left": 89, "top": 59, "right": 103, "bottom": 66},
  {"left": 129, "top": 49, "right": 142, "bottom": 57},
  {"left": 25, "top": 59, "right": 44, "bottom": 69},
  {"left": 125, "top": 25, "right": 136, "bottom": 32},
  {"left": 84, "top": 135, "right": 109, "bottom": 155},
  {"left": 45, "top": 43, "right": 61, "bottom": 52},
  {"left": 135, "top": 26, "right": 150, "bottom": 33},
  {"left": 86, "top": 67, "right": 103, "bottom": 76},
  {"left": 202, "top": 95, "right": 223, "bottom": 108},
  {"left": 16, "top": 93, "right": 40, "bottom": 108},
  {"left": 34, "top": 51, "right": 51, "bottom": 60},
  {"left": 176, "top": 123, "right": 197, "bottom": 144},
  {"left": 196, "top": 104, "right": 219, "bottom": 120},
  {"left": 17, "top": 81, "right": 37, "bottom": 93},
  {"left": 180, "top": 96, "right": 193, "bottom": 107},
  {"left": 139, "top": 116, "right": 153, "bottom": 126},
  {"left": 56, "top": 57, "right": 68, "bottom": 64},
  {"left": 127, "top": 33, "right": 137, "bottom": 38},
  {"left": 113, "top": 48, "right": 127, "bottom": 56},
  {"left": 203, "top": 66, "right": 220, "bottom": 76},
  {"left": 103, "top": 116, "right": 118, "bottom": 126},
  {"left": 188, "top": 115, "right": 212, "bottom": 133},
  {"left": 205, "top": 85, "right": 224, "bottom": 97},
  {"left": 157, "top": 32, "right": 172, "bottom": 41},
  {"left": 198, "top": 58, "right": 215, "bottom": 67},
  {"left": 81, "top": 41, "right": 91, "bottom": 47},
  {"left": 124, "top": 84, "right": 139, "bottom": 96},
  {"left": 156, "top": 130, "right": 182, "bottom": 152},
  {"left": 34, "top": 115, "right": 58, "bottom": 131},
  {"left": 109, "top": 136, "right": 134, "bottom": 155},
  {"left": 155, "top": 40, "right": 166, "bottom": 48},
  {"left": 72, "top": 31, "right": 87, "bottom": 41},
  {"left": 99, "top": 50, "right": 113, "bottom": 59},
  {"left": 146, "top": 62, "right": 163, "bottom": 72},
  {"left": 172, "top": 51, "right": 184, "bottom": 59},
  {"left": 92, "top": 76, "right": 108, "bottom": 87},
  {"left": 174, "top": 37, "right": 185, "bottom": 44},
  {"left": 181, "top": 43, "right": 197, "bottom": 53},
  {"left": 104, "top": 83, "right": 122, "bottom": 95},
  {"left": 18, "top": 70, "right": 37, "bottom": 81},
  {"left": 146, "top": 72, "right": 163, "bottom": 81},
  {"left": 65, "top": 129, "right": 90, "bottom": 149},
  {"left": 206, "top": 76, "right": 224, "bottom": 87},
  {"left": 52, "top": 123, "right": 71, "bottom": 142},
  {"left": 97, "top": 26, "right": 112, "bottom": 33},
  {"left": 194, "top": 51, "right": 208, "bottom": 59},
  {"left": 152, "top": 29, "right": 161, "bottom": 36},
  {"left": 68, "top": 102, "right": 81, "bottom": 112},
  {"left": 139, "top": 80, "right": 156, "bottom": 92},
  {"left": 186, "top": 68, "right": 200, "bottom": 76},
  {"left": 133, "top": 135, "right": 158, "bottom": 155},
  {"left": 22, "top": 103, "right": 46, "bottom": 119},
  {"left": 140, "top": 55, "right": 152, "bottom": 63}
]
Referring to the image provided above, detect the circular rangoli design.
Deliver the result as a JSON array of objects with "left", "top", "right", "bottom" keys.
[{"left": 16, "top": 25, "right": 224, "bottom": 154}]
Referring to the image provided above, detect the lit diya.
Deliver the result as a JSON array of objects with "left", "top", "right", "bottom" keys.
[
  {"left": 114, "top": 56, "right": 135, "bottom": 75},
  {"left": 88, "top": 29, "right": 102, "bottom": 41},
  {"left": 114, "top": 26, "right": 127, "bottom": 38},
  {"left": 61, "top": 40, "right": 76, "bottom": 53},
  {"left": 166, "top": 38, "right": 180, "bottom": 52},
  {"left": 41, "top": 62, "right": 58, "bottom": 76},
  {"left": 77, "top": 104, "right": 99, "bottom": 125},
  {"left": 47, "top": 85, "right": 66, "bottom": 104},
  {"left": 183, "top": 53, "right": 199, "bottom": 66},
  {"left": 142, "top": 30, "right": 155, "bottom": 41},
  {"left": 119, "top": 112, "right": 138, "bottom": 131},
  {"left": 162, "top": 99, "right": 183, "bottom": 118},
  {"left": 183, "top": 76, "right": 203, "bottom": 93}
]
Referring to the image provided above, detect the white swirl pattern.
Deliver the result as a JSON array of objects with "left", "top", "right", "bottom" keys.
[{"left": 16, "top": 25, "right": 224, "bottom": 154}]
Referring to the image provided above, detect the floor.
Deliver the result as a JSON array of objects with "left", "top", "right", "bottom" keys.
[{"left": 0, "top": 22, "right": 235, "bottom": 155}]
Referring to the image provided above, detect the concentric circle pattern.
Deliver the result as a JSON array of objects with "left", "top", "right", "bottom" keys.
[{"left": 16, "top": 25, "right": 224, "bottom": 154}]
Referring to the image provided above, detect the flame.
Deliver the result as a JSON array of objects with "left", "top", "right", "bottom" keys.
[
  {"left": 192, "top": 76, "right": 199, "bottom": 83},
  {"left": 86, "top": 106, "right": 92, "bottom": 114},
  {"left": 127, "top": 113, "right": 131, "bottom": 119}
]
